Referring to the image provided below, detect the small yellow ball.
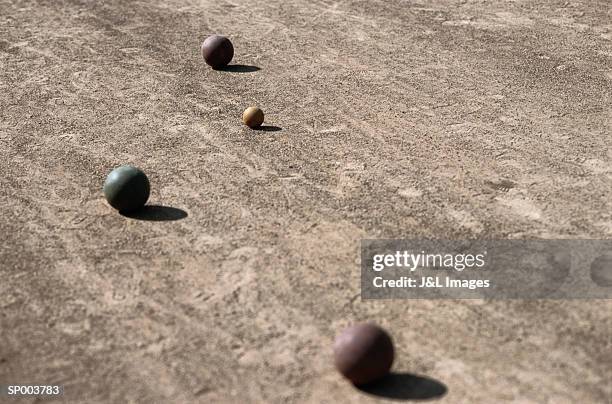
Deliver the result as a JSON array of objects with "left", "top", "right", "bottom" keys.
[{"left": 242, "top": 106, "right": 264, "bottom": 129}]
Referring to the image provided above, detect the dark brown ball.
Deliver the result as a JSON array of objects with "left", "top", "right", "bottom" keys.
[
  {"left": 591, "top": 254, "right": 612, "bottom": 286},
  {"left": 201, "top": 35, "right": 234, "bottom": 69},
  {"left": 333, "top": 323, "right": 394, "bottom": 385}
]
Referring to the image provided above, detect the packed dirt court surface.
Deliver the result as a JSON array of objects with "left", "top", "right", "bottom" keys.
[{"left": 1, "top": 0, "right": 611, "bottom": 402}]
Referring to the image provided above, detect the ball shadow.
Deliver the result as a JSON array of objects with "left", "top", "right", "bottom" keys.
[
  {"left": 357, "top": 373, "right": 447, "bottom": 401},
  {"left": 218, "top": 64, "right": 260, "bottom": 73},
  {"left": 253, "top": 125, "right": 282, "bottom": 132},
  {"left": 121, "top": 205, "right": 188, "bottom": 222}
]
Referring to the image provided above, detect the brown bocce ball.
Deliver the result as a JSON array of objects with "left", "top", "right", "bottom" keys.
[
  {"left": 201, "top": 35, "right": 234, "bottom": 69},
  {"left": 242, "top": 107, "right": 264, "bottom": 128},
  {"left": 333, "top": 323, "right": 395, "bottom": 385}
]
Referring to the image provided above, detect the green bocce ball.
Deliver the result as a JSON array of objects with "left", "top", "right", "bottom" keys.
[{"left": 103, "top": 165, "right": 150, "bottom": 213}]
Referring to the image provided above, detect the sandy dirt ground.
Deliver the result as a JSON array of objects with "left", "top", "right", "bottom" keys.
[{"left": 1, "top": 0, "right": 611, "bottom": 402}]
